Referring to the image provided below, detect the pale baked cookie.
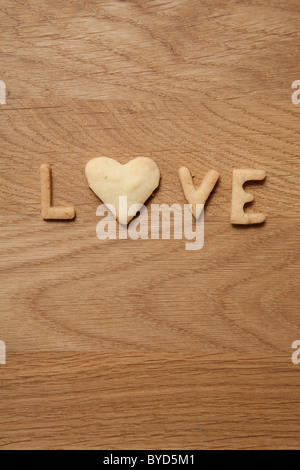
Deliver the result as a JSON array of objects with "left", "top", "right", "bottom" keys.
[
  {"left": 231, "top": 169, "right": 266, "bottom": 225},
  {"left": 40, "top": 164, "right": 76, "bottom": 220},
  {"left": 179, "top": 167, "right": 220, "bottom": 218},
  {"left": 85, "top": 157, "right": 160, "bottom": 225}
]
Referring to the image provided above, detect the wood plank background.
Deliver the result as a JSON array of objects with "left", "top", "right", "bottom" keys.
[{"left": 0, "top": 0, "right": 299, "bottom": 450}]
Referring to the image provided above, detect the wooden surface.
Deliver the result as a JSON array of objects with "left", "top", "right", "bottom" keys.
[{"left": 0, "top": 0, "right": 300, "bottom": 450}]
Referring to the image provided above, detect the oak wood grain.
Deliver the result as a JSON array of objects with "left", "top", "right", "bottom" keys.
[
  {"left": 0, "top": 353, "right": 299, "bottom": 450},
  {"left": 0, "top": 0, "right": 299, "bottom": 450}
]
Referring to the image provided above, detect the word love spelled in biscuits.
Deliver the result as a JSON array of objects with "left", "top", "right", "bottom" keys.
[{"left": 40, "top": 158, "right": 266, "bottom": 225}]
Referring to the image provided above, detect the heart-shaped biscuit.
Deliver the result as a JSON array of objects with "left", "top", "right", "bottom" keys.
[{"left": 85, "top": 157, "right": 160, "bottom": 224}]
